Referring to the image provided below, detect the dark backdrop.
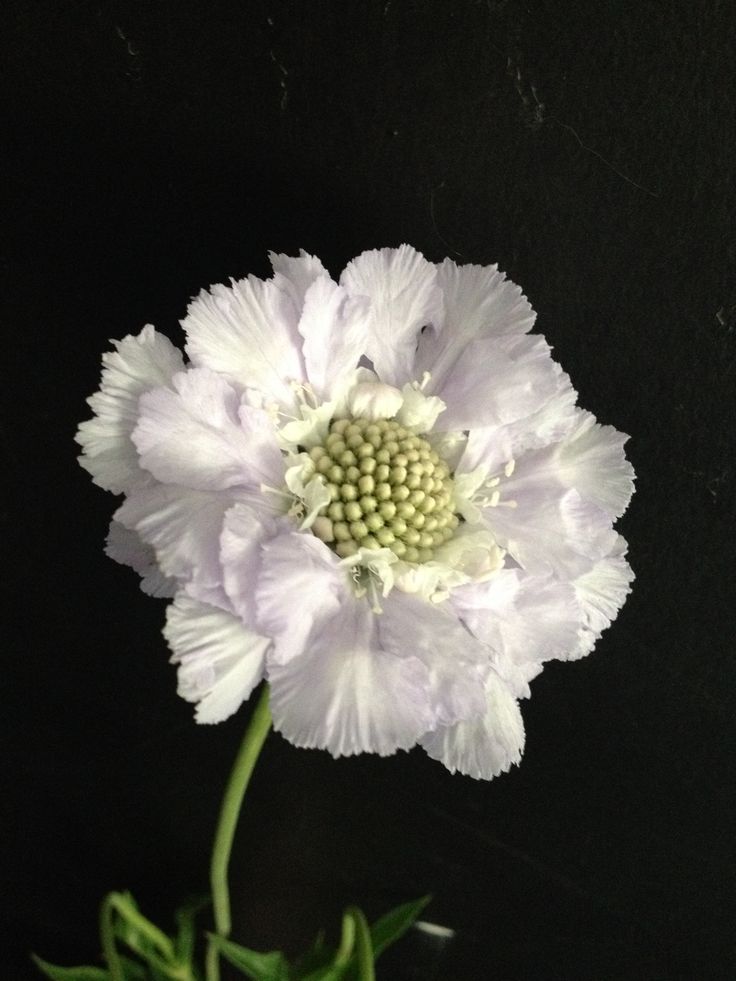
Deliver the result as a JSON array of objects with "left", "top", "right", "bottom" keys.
[{"left": 3, "top": 2, "right": 735, "bottom": 979}]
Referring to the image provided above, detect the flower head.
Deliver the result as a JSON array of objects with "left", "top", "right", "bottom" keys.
[{"left": 77, "top": 246, "right": 634, "bottom": 779}]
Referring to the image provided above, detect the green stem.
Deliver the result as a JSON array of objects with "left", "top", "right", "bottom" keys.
[{"left": 206, "top": 684, "right": 272, "bottom": 981}]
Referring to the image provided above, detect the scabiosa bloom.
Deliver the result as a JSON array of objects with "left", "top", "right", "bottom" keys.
[{"left": 77, "top": 246, "right": 634, "bottom": 779}]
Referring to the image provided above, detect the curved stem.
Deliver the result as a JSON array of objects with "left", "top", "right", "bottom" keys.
[{"left": 206, "top": 684, "right": 272, "bottom": 981}]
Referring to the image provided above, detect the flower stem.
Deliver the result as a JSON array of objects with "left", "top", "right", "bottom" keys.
[{"left": 206, "top": 684, "right": 272, "bottom": 981}]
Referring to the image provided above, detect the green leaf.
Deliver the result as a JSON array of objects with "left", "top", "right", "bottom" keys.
[
  {"left": 207, "top": 935, "right": 289, "bottom": 981},
  {"left": 344, "top": 909, "right": 373, "bottom": 981},
  {"left": 118, "top": 958, "right": 148, "bottom": 981},
  {"left": 299, "top": 968, "right": 347, "bottom": 981},
  {"left": 173, "top": 896, "right": 209, "bottom": 966},
  {"left": 31, "top": 956, "right": 108, "bottom": 981},
  {"left": 369, "top": 895, "right": 431, "bottom": 959},
  {"left": 288, "top": 930, "right": 339, "bottom": 980}
]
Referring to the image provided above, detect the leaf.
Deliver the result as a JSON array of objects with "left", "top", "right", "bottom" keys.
[
  {"left": 118, "top": 957, "right": 148, "bottom": 981},
  {"left": 299, "top": 968, "right": 347, "bottom": 981},
  {"left": 31, "top": 956, "right": 108, "bottom": 981},
  {"left": 174, "top": 896, "right": 209, "bottom": 966},
  {"left": 369, "top": 895, "right": 431, "bottom": 959},
  {"left": 207, "top": 935, "right": 289, "bottom": 981},
  {"left": 288, "top": 929, "right": 339, "bottom": 980}
]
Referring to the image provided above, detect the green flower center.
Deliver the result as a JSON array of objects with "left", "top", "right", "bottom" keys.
[{"left": 308, "top": 416, "right": 459, "bottom": 563}]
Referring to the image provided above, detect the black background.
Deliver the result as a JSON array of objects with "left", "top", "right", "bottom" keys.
[{"left": 3, "top": 2, "right": 735, "bottom": 979}]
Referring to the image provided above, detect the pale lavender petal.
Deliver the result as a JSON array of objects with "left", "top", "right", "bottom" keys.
[
  {"left": 340, "top": 245, "right": 443, "bottom": 387},
  {"left": 555, "top": 411, "right": 635, "bottom": 518},
  {"left": 298, "top": 276, "right": 371, "bottom": 402},
  {"left": 269, "top": 249, "right": 329, "bottom": 311},
  {"left": 182, "top": 274, "right": 305, "bottom": 410},
  {"left": 220, "top": 503, "right": 285, "bottom": 627},
  {"left": 570, "top": 536, "right": 634, "bottom": 659},
  {"left": 452, "top": 570, "right": 581, "bottom": 698},
  {"left": 76, "top": 325, "right": 184, "bottom": 494},
  {"left": 268, "top": 597, "right": 433, "bottom": 757},
  {"left": 256, "top": 531, "right": 344, "bottom": 665},
  {"left": 133, "top": 368, "right": 283, "bottom": 491},
  {"left": 460, "top": 365, "right": 578, "bottom": 474},
  {"left": 492, "top": 486, "right": 617, "bottom": 578},
  {"left": 105, "top": 520, "right": 178, "bottom": 597},
  {"left": 164, "top": 593, "right": 269, "bottom": 724},
  {"left": 114, "top": 483, "right": 249, "bottom": 591},
  {"left": 430, "top": 334, "right": 561, "bottom": 432},
  {"left": 420, "top": 669, "right": 525, "bottom": 780},
  {"left": 379, "top": 590, "right": 490, "bottom": 726},
  {"left": 415, "top": 258, "right": 535, "bottom": 389}
]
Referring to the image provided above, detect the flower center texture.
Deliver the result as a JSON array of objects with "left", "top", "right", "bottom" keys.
[{"left": 307, "top": 416, "right": 459, "bottom": 563}]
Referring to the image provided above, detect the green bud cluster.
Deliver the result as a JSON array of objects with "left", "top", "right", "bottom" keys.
[{"left": 307, "top": 416, "right": 459, "bottom": 563}]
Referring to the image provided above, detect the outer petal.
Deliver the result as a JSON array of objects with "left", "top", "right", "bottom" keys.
[
  {"left": 220, "top": 503, "right": 284, "bottom": 626},
  {"left": 76, "top": 325, "right": 184, "bottom": 494},
  {"left": 269, "top": 249, "right": 328, "bottom": 311},
  {"left": 427, "top": 334, "right": 561, "bottom": 432},
  {"left": 133, "top": 368, "right": 283, "bottom": 491},
  {"left": 164, "top": 594, "right": 269, "bottom": 724},
  {"left": 340, "top": 245, "right": 443, "bottom": 387},
  {"left": 421, "top": 670, "right": 525, "bottom": 780},
  {"left": 182, "top": 274, "right": 304, "bottom": 410},
  {"left": 268, "top": 597, "right": 433, "bottom": 757},
  {"left": 415, "top": 258, "right": 536, "bottom": 389},
  {"left": 105, "top": 520, "right": 177, "bottom": 597},
  {"left": 114, "top": 483, "right": 267, "bottom": 593},
  {"left": 460, "top": 365, "right": 578, "bottom": 474},
  {"left": 555, "top": 411, "right": 634, "bottom": 519},
  {"left": 571, "top": 536, "right": 634, "bottom": 658},
  {"left": 379, "top": 591, "right": 490, "bottom": 727},
  {"left": 297, "top": 276, "right": 371, "bottom": 402},
  {"left": 451, "top": 570, "right": 581, "bottom": 698},
  {"left": 256, "top": 531, "right": 344, "bottom": 665},
  {"left": 485, "top": 483, "right": 618, "bottom": 579}
]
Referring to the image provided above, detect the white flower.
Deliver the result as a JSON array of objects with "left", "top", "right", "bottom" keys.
[{"left": 77, "top": 246, "right": 635, "bottom": 780}]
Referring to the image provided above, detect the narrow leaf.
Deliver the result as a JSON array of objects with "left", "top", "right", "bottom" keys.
[
  {"left": 31, "top": 956, "right": 108, "bottom": 981},
  {"left": 369, "top": 895, "right": 431, "bottom": 959},
  {"left": 207, "top": 935, "right": 289, "bottom": 981}
]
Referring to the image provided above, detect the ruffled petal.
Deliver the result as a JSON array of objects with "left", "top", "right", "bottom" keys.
[
  {"left": 420, "top": 670, "right": 525, "bottom": 780},
  {"left": 164, "top": 594, "right": 269, "bottom": 724},
  {"left": 220, "top": 503, "right": 284, "bottom": 626},
  {"left": 485, "top": 483, "right": 618, "bottom": 579},
  {"left": 571, "top": 536, "right": 634, "bottom": 658},
  {"left": 182, "top": 274, "right": 304, "bottom": 410},
  {"left": 76, "top": 325, "right": 184, "bottom": 494},
  {"left": 555, "top": 412, "right": 634, "bottom": 518},
  {"left": 428, "top": 334, "right": 561, "bottom": 432},
  {"left": 415, "top": 258, "right": 535, "bottom": 390},
  {"left": 268, "top": 597, "right": 433, "bottom": 757},
  {"left": 133, "top": 368, "right": 283, "bottom": 491},
  {"left": 105, "top": 520, "right": 177, "bottom": 597},
  {"left": 269, "top": 249, "right": 328, "bottom": 310},
  {"left": 340, "top": 245, "right": 443, "bottom": 387},
  {"left": 115, "top": 483, "right": 265, "bottom": 593},
  {"left": 297, "top": 276, "right": 371, "bottom": 402},
  {"left": 452, "top": 570, "right": 581, "bottom": 698},
  {"left": 256, "top": 531, "right": 344, "bottom": 665},
  {"left": 379, "top": 591, "right": 490, "bottom": 727},
  {"left": 460, "top": 365, "right": 578, "bottom": 474}
]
